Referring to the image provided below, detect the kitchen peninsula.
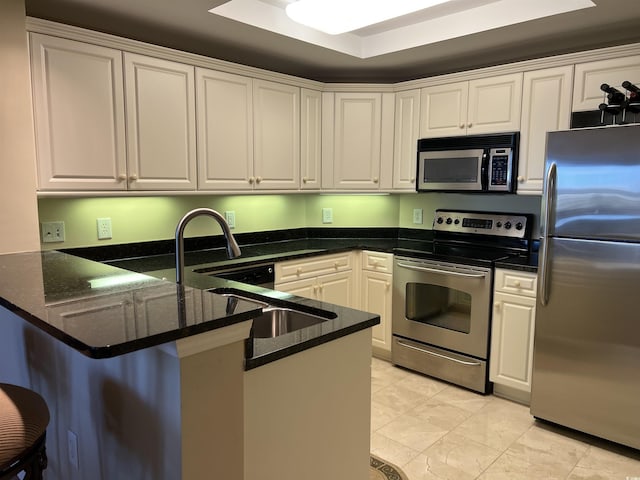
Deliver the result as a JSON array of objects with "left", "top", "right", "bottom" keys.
[{"left": 0, "top": 249, "right": 378, "bottom": 480}]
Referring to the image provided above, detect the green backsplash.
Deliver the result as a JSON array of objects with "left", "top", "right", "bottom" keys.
[{"left": 38, "top": 193, "right": 541, "bottom": 249}]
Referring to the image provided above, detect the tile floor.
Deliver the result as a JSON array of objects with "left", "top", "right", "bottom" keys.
[{"left": 370, "top": 357, "right": 640, "bottom": 480}]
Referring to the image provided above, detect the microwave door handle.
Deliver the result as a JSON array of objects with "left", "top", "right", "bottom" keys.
[
  {"left": 481, "top": 152, "right": 489, "bottom": 190},
  {"left": 396, "top": 262, "right": 487, "bottom": 278}
]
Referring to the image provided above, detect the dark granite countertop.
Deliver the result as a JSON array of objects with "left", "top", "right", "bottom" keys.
[
  {"left": 0, "top": 248, "right": 379, "bottom": 368},
  {"left": 10, "top": 228, "right": 535, "bottom": 368}
]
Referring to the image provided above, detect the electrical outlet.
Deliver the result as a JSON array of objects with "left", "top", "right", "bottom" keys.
[
  {"left": 97, "top": 218, "right": 112, "bottom": 240},
  {"left": 41, "top": 221, "right": 65, "bottom": 243},
  {"left": 67, "top": 430, "right": 79, "bottom": 469},
  {"left": 322, "top": 207, "right": 333, "bottom": 224},
  {"left": 413, "top": 208, "right": 423, "bottom": 224},
  {"left": 224, "top": 211, "right": 236, "bottom": 229}
]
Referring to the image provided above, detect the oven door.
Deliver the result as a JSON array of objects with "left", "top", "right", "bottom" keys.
[{"left": 392, "top": 256, "right": 492, "bottom": 359}]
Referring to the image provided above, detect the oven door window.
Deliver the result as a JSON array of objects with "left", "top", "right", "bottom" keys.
[{"left": 405, "top": 282, "right": 471, "bottom": 333}]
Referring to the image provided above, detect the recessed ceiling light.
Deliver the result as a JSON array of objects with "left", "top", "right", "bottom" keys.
[{"left": 285, "top": 0, "right": 453, "bottom": 35}]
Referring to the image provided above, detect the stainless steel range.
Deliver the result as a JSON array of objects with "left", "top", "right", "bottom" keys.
[{"left": 392, "top": 210, "right": 532, "bottom": 394}]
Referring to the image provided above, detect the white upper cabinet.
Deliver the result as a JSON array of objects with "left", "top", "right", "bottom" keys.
[
  {"left": 323, "top": 91, "right": 394, "bottom": 190},
  {"left": 517, "top": 66, "right": 573, "bottom": 195},
  {"left": 30, "top": 34, "right": 127, "bottom": 191},
  {"left": 197, "top": 74, "right": 300, "bottom": 191},
  {"left": 393, "top": 90, "right": 420, "bottom": 190},
  {"left": 572, "top": 55, "right": 640, "bottom": 111},
  {"left": 124, "top": 53, "right": 197, "bottom": 190},
  {"left": 420, "top": 73, "right": 523, "bottom": 138},
  {"left": 253, "top": 79, "right": 300, "bottom": 190},
  {"left": 420, "top": 81, "right": 468, "bottom": 138},
  {"left": 196, "top": 68, "right": 254, "bottom": 190},
  {"left": 300, "top": 88, "right": 322, "bottom": 190}
]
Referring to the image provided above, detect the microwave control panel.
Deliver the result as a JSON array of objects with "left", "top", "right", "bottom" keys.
[
  {"left": 488, "top": 148, "right": 514, "bottom": 190},
  {"left": 433, "top": 210, "right": 529, "bottom": 238}
]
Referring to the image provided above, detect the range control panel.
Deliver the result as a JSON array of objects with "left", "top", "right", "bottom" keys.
[{"left": 433, "top": 210, "right": 529, "bottom": 238}]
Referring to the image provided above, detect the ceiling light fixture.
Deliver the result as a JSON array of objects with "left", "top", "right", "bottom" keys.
[{"left": 285, "top": 0, "right": 453, "bottom": 35}]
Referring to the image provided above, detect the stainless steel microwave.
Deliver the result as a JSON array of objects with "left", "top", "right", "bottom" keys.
[{"left": 416, "top": 132, "right": 519, "bottom": 193}]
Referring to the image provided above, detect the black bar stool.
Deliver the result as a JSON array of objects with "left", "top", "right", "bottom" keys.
[{"left": 0, "top": 384, "right": 50, "bottom": 480}]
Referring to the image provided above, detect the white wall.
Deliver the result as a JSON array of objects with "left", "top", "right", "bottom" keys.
[{"left": 0, "top": 0, "right": 40, "bottom": 254}]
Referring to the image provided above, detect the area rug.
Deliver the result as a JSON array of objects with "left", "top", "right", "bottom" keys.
[{"left": 370, "top": 454, "right": 409, "bottom": 480}]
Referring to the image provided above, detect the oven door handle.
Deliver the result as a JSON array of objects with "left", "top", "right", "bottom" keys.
[
  {"left": 396, "top": 262, "right": 487, "bottom": 279},
  {"left": 396, "top": 340, "right": 482, "bottom": 366}
]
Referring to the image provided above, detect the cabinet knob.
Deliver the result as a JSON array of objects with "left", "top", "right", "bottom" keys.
[
  {"left": 334, "top": 262, "right": 339, "bottom": 269},
  {"left": 256, "top": 176, "right": 262, "bottom": 184},
  {"left": 373, "top": 177, "right": 379, "bottom": 184},
  {"left": 248, "top": 177, "right": 255, "bottom": 184},
  {"left": 313, "top": 285, "right": 318, "bottom": 293},
  {"left": 467, "top": 123, "right": 473, "bottom": 128},
  {"left": 517, "top": 176, "right": 525, "bottom": 183},
  {"left": 118, "top": 174, "right": 127, "bottom": 182},
  {"left": 302, "top": 177, "right": 308, "bottom": 184},
  {"left": 385, "top": 282, "right": 390, "bottom": 290},
  {"left": 410, "top": 177, "right": 415, "bottom": 182},
  {"left": 459, "top": 124, "right": 465, "bottom": 129},
  {"left": 494, "top": 302, "right": 500, "bottom": 309},
  {"left": 514, "top": 280, "right": 521, "bottom": 288},
  {"left": 129, "top": 174, "right": 138, "bottom": 181},
  {"left": 296, "top": 267, "right": 302, "bottom": 275}
]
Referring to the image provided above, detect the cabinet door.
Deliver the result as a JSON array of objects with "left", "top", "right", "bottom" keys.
[
  {"left": 253, "top": 80, "right": 300, "bottom": 190},
  {"left": 467, "top": 73, "right": 523, "bottom": 134},
  {"left": 490, "top": 291, "right": 536, "bottom": 393},
  {"left": 333, "top": 92, "right": 382, "bottom": 189},
  {"left": 30, "top": 33, "right": 126, "bottom": 190},
  {"left": 124, "top": 53, "right": 196, "bottom": 190},
  {"left": 518, "top": 66, "right": 573, "bottom": 194},
  {"left": 317, "top": 271, "right": 356, "bottom": 309},
  {"left": 196, "top": 68, "right": 254, "bottom": 190},
  {"left": 419, "top": 81, "right": 468, "bottom": 138},
  {"left": 362, "top": 270, "right": 392, "bottom": 357},
  {"left": 393, "top": 90, "right": 420, "bottom": 190},
  {"left": 300, "top": 88, "right": 322, "bottom": 190},
  {"left": 572, "top": 55, "right": 640, "bottom": 111},
  {"left": 275, "top": 277, "right": 318, "bottom": 300}
]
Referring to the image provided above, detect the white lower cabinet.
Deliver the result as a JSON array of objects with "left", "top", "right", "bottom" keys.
[
  {"left": 274, "top": 252, "right": 357, "bottom": 309},
  {"left": 275, "top": 250, "right": 394, "bottom": 357},
  {"left": 490, "top": 268, "right": 537, "bottom": 403},
  {"left": 360, "top": 251, "right": 393, "bottom": 359}
]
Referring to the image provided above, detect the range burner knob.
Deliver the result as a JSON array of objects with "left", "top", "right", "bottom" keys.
[
  {"left": 504, "top": 221, "right": 512, "bottom": 230},
  {"left": 436, "top": 217, "right": 444, "bottom": 224},
  {"left": 454, "top": 219, "right": 460, "bottom": 225},
  {"left": 516, "top": 222, "right": 524, "bottom": 230},
  {"left": 496, "top": 221, "right": 503, "bottom": 228},
  {"left": 446, "top": 218, "right": 453, "bottom": 225}
]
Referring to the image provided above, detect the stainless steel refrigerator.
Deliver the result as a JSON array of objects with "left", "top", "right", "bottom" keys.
[{"left": 530, "top": 124, "right": 640, "bottom": 450}]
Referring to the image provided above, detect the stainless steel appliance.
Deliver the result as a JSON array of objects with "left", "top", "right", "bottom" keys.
[
  {"left": 392, "top": 210, "right": 531, "bottom": 393},
  {"left": 531, "top": 124, "right": 640, "bottom": 450},
  {"left": 417, "top": 132, "right": 519, "bottom": 192}
]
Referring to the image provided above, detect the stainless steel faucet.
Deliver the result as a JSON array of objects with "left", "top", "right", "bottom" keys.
[{"left": 175, "top": 208, "right": 241, "bottom": 284}]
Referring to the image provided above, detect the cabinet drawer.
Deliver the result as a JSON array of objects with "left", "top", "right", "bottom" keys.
[
  {"left": 361, "top": 250, "right": 393, "bottom": 273},
  {"left": 275, "top": 252, "right": 352, "bottom": 283},
  {"left": 494, "top": 269, "right": 537, "bottom": 297}
]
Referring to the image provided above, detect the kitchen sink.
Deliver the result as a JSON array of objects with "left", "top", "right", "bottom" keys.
[
  {"left": 208, "top": 288, "right": 337, "bottom": 338},
  {"left": 251, "top": 306, "right": 332, "bottom": 338}
]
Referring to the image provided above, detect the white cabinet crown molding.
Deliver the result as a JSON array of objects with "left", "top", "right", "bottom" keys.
[
  {"left": 396, "top": 42, "right": 640, "bottom": 92},
  {"left": 26, "top": 17, "right": 325, "bottom": 91}
]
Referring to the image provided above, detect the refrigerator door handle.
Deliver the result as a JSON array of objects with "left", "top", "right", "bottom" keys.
[{"left": 539, "top": 161, "right": 557, "bottom": 306}]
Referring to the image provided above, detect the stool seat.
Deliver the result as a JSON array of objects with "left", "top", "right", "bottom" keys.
[{"left": 0, "top": 384, "right": 50, "bottom": 478}]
